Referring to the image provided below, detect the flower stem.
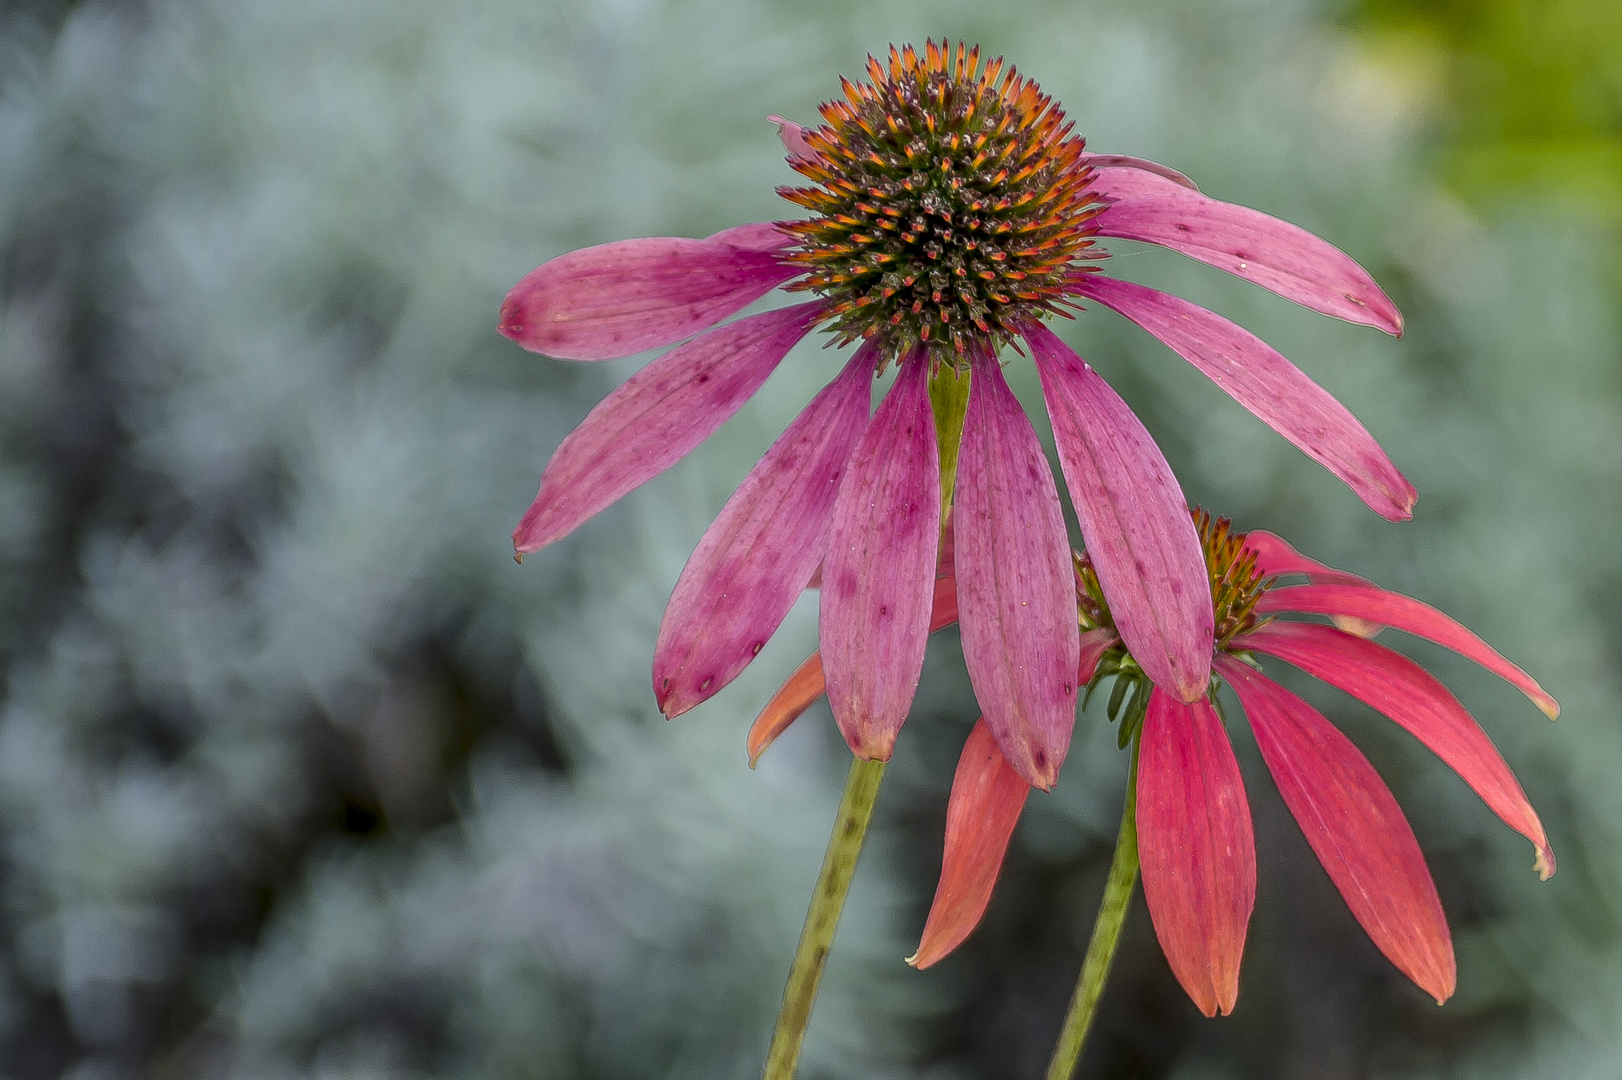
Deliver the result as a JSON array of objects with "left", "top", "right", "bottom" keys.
[
  {"left": 1044, "top": 739, "right": 1141, "bottom": 1080},
  {"left": 928, "top": 361, "right": 971, "bottom": 534},
  {"left": 763, "top": 755, "right": 887, "bottom": 1080}
]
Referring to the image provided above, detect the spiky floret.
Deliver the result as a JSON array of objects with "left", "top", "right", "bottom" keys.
[
  {"left": 1193, "top": 507, "right": 1275, "bottom": 648},
  {"left": 778, "top": 41, "right": 1104, "bottom": 363}
]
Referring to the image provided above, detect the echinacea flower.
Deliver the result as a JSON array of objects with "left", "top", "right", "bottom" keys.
[
  {"left": 500, "top": 41, "right": 1411, "bottom": 789},
  {"left": 863, "top": 511, "right": 1556, "bottom": 1015}
]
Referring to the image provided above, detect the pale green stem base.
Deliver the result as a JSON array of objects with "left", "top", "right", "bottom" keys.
[
  {"left": 762, "top": 756, "right": 887, "bottom": 1080},
  {"left": 1044, "top": 743, "right": 1141, "bottom": 1080}
]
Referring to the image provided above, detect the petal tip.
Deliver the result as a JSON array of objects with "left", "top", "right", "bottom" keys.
[{"left": 1535, "top": 843, "right": 1556, "bottom": 881}]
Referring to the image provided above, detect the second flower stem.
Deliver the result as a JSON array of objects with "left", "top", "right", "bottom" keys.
[
  {"left": 762, "top": 755, "right": 887, "bottom": 1080},
  {"left": 1044, "top": 739, "right": 1141, "bottom": 1080}
]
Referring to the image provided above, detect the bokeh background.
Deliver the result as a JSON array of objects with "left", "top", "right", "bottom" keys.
[{"left": 1, "top": 0, "right": 1618, "bottom": 1077}]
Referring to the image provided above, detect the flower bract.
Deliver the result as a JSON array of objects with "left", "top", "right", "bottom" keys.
[{"left": 501, "top": 41, "right": 1412, "bottom": 790}]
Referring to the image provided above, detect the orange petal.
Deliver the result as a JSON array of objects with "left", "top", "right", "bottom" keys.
[
  {"left": 908, "top": 719, "right": 1031, "bottom": 968},
  {"left": 747, "top": 652, "right": 826, "bottom": 767}
]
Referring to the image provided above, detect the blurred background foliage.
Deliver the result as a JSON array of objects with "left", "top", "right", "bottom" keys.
[{"left": 0, "top": 0, "right": 1617, "bottom": 1078}]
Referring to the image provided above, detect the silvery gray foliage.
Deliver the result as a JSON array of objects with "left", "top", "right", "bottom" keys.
[{"left": 0, "top": 0, "right": 1618, "bottom": 1078}]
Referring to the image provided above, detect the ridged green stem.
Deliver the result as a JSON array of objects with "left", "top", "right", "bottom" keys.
[
  {"left": 1044, "top": 739, "right": 1141, "bottom": 1080},
  {"left": 762, "top": 756, "right": 887, "bottom": 1080}
]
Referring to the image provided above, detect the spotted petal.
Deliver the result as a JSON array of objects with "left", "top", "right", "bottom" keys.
[
  {"left": 1137, "top": 688, "right": 1256, "bottom": 1017},
  {"left": 953, "top": 348, "right": 1081, "bottom": 788},
  {"left": 748, "top": 575, "right": 961, "bottom": 766},
  {"left": 1256, "top": 584, "right": 1559, "bottom": 720},
  {"left": 909, "top": 719, "right": 1031, "bottom": 969},
  {"left": 499, "top": 228, "right": 801, "bottom": 360},
  {"left": 513, "top": 303, "right": 821, "bottom": 555},
  {"left": 1071, "top": 275, "right": 1416, "bottom": 522},
  {"left": 1237, "top": 620, "right": 1555, "bottom": 879},
  {"left": 1092, "top": 190, "right": 1403, "bottom": 335},
  {"left": 654, "top": 344, "right": 876, "bottom": 718},
  {"left": 1218, "top": 656, "right": 1456, "bottom": 1003},
  {"left": 819, "top": 350, "right": 941, "bottom": 760},
  {"left": 1024, "top": 321, "right": 1212, "bottom": 703}
]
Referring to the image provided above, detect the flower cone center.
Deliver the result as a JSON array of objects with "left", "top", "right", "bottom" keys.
[{"left": 779, "top": 41, "right": 1104, "bottom": 363}]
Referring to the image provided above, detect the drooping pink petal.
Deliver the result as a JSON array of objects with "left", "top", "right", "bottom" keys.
[
  {"left": 1256, "top": 584, "right": 1560, "bottom": 720},
  {"left": 1243, "top": 530, "right": 1371, "bottom": 587},
  {"left": 1024, "top": 320, "right": 1213, "bottom": 703},
  {"left": 654, "top": 345, "right": 878, "bottom": 718},
  {"left": 767, "top": 115, "right": 819, "bottom": 164},
  {"left": 513, "top": 302, "right": 822, "bottom": 555},
  {"left": 1217, "top": 656, "right": 1457, "bottom": 1002},
  {"left": 499, "top": 232, "right": 802, "bottom": 360},
  {"left": 953, "top": 347, "right": 1082, "bottom": 789},
  {"left": 1084, "top": 158, "right": 1200, "bottom": 194},
  {"left": 1071, "top": 276, "right": 1417, "bottom": 522},
  {"left": 1078, "top": 626, "right": 1120, "bottom": 684},
  {"left": 1092, "top": 191, "right": 1403, "bottom": 335},
  {"left": 819, "top": 350, "right": 941, "bottom": 761},
  {"left": 1137, "top": 688, "right": 1256, "bottom": 1017},
  {"left": 746, "top": 574, "right": 962, "bottom": 766},
  {"left": 909, "top": 718, "right": 1032, "bottom": 969},
  {"left": 1236, "top": 620, "right": 1555, "bottom": 879},
  {"left": 705, "top": 220, "right": 800, "bottom": 253}
]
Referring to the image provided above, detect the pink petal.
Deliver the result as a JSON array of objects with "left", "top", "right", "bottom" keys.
[
  {"left": 1072, "top": 276, "right": 1417, "bottom": 522},
  {"left": 512, "top": 303, "right": 821, "bottom": 555},
  {"left": 1236, "top": 620, "right": 1555, "bottom": 879},
  {"left": 499, "top": 232, "right": 802, "bottom": 360},
  {"left": 1023, "top": 320, "right": 1213, "bottom": 703},
  {"left": 1256, "top": 584, "right": 1560, "bottom": 720},
  {"left": 767, "top": 115, "right": 819, "bottom": 164},
  {"left": 1243, "top": 529, "right": 1371, "bottom": 587},
  {"left": 909, "top": 718, "right": 1032, "bottom": 969},
  {"left": 746, "top": 575, "right": 963, "bottom": 766},
  {"left": 1137, "top": 687, "right": 1256, "bottom": 1017},
  {"left": 654, "top": 345, "right": 877, "bottom": 718},
  {"left": 1092, "top": 192, "right": 1403, "bottom": 335},
  {"left": 819, "top": 350, "right": 941, "bottom": 760},
  {"left": 1087, "top": 159, "right": 1201, "bottom": 196},
  {"left": 1217, "top": 656, "right": 1456, "bottom": 1002},
  {"left": 953, "top": 347, "right": 1082, "bottom": 789}
]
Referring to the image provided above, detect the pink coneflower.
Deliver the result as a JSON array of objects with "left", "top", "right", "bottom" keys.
[
  {"left": 500, "top": 42, "right": 1411, "bottom": 789},
  {"left": 891, "top": 511, "right": 1557, "bottom": 1015}
]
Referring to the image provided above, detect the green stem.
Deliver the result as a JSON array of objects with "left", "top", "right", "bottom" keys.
[
  {"left": 1044, "top": 739, "right": 1141, "bottom": 1080},
  {"left": 763, "top": 756, "right": 887, "bottom": 1080},
  {"left": 928, "top": 360, "right": 971, "bottom": 535}
]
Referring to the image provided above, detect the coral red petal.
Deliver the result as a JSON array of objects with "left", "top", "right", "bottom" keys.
[
  {"left": 819, "top": 350, "right": 941, "bottom": 761},
  {"left": 1137, "top": 688, "right": 1256, "bottom": 1017},
  {"left": 1243, "top": 530, "right": 1371, "bottom": 587},
  {"left": 1024, "top": 321, "right": 1213, "bottom": 703},
  {"left": 1218, "top": 657, "right": 1457, "bottom": 1002},
  {"left": 1072, "top": 276, "right": 1416, "bottom": 522},
  {"left": 654, "top": 344, "right": 877, "bottom": 717},
  {"left": 499, "top": 233, "right": 801, "bottom": 360},
  {"left": 953, "top": 348, "right": 1081, "bottom": 789},
  {"left": 1092, "top": 191, "right": 1403, "bottom": 335},
  {"left": 1256, "top": 585, "right": 1560, "bottom": 720},
  {"left": 1237, "top": 621, "right": 1555, "bottom": 879},
  {"left": 512, "top": 303, "right": 822, "bottom": 555},
  {"left": 1077, "top": 626, "right": 1120, "bottom": 684},
  {"left": 747, "top": 651, "right": 826, "bottom": 767},
  {"left": 909, "top": 719, "right": 1032, "bottom": 969}
]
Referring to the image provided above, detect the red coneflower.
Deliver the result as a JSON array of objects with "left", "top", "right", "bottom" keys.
[
  {"left": 853, "top": 512, "right": 1557, "bottom": 1015},
  {"left": 501, "top": 42, "right": 1411, "bottom": 791}
]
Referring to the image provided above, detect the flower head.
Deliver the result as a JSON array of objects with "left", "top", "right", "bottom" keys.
[
  {"left": 895, "top": 511, "right": 1557, "bottom": 1016},
  {"left": 501, "top": 42, "right": 1412, "bottom": 790}
]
